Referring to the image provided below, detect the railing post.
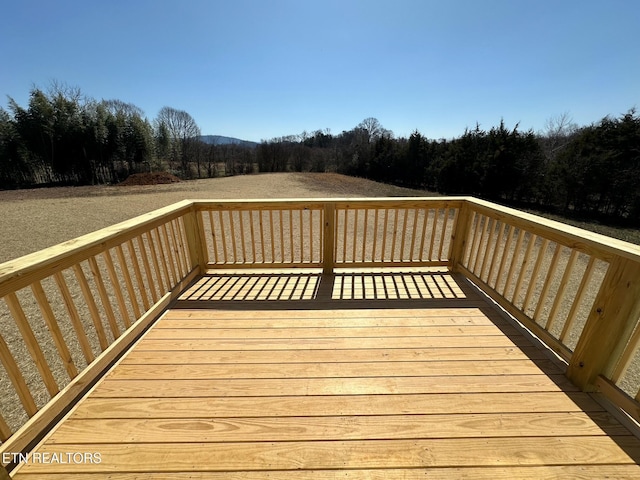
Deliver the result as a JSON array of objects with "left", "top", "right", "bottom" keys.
[
  {"left": 182, "top": 203, "right": 207, "bottom": 275},
  {"left": 323, "top": 203, "right": 335, "bottom": 275},
  {"left": 449, "top": 200, "right": 472, "bottom": 272},
  {"left": 567, "top": 257, "right": 640, "bottom": 391}
]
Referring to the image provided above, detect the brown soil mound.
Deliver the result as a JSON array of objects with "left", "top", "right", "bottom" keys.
[{"left": 118, "top": 172, "right": 181, "bottom": 186}]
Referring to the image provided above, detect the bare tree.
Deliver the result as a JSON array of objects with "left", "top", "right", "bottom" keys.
[{"left": 155, "top": 106, "right": 201, "bottom": 177}]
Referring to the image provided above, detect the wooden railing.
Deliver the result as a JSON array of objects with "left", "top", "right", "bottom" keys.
[
  {"left": 0, "top": 200, "right": 201, "bottom": 463},
  {"left": 1, "top": 196, "right": 640, "bottom": 467}
]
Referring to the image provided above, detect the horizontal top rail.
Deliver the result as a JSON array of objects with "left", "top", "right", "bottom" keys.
[{"left": 467, "top": 197, "right": 640, "bottom": 264}]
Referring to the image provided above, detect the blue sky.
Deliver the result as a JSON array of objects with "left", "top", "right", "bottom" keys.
[{"left": 1, "top": 0, "right": 638, "bottom": 141}]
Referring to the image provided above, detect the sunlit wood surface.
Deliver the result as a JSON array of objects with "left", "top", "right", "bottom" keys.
[{"left": 11, "top": 269, "right": 640, "bottom": 478}]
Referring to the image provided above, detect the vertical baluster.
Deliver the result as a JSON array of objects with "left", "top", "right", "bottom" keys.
[
  {"left": 115, "top": 245, "right": 142, "bottom": 319},
  {"left": 269, "top": 210, "right": 276, "bottom": 263},
  {"left": 5, "top": 292, "right": 59, "bottom": 396},
  {"left": 502, "top": 229, "right": 526, "bottom": 298},
  {"left": 31, "top": 281, "right": 78, "bottom": 379},
  {"left": 390, "top": 209, "right": 399, "bottom": 262},
  {"left": 523, "top": 239, "right": 551, "bottom": 313},
  {"left": 545, "top": 249, "right": 579, "bottom": 331},
  {"left": 486, "top": 222, "right": 506, "bottom": 284},
  {"left": 372, "top": 208, "right": 380, "bottom": 262},
  {"left": 409, "top": 209, "right": 418, "bottom": 261},
  {"left": 0, "top": 331, "right": 37, "bottom": 416},
  {"left": 478, "top": 218, "right": 495, "bottom": 279},
  {"left": 279, "top": 210, "right": 285, "bottom": 263},
  {"left": 136, "top": 235, "right": 159, "bottom": 303},
  {"left": 381, "top": 209, "right": 389, "bottom": 262},
  {"left": 152, "top": 227, "right": 172, "bottom": 290},
  {"left": 494, "top": 226, "right": 517, "bottom": 291},
  {"left": 102, "top": 250, "right": 133, "bottom": 328},
  {"left": 228, "top": 210, "right": 238, "bottom": 264},
  {"left": 54, "top": 272, "right": 94, "bottom": 363},
  {"left": 161, "top": 224, "right": 179, "bottom": 283},
  {"left": 208, "top": 211, "right": 219, "bottom": 264},
  {"left": 560, "top": 257, "right": 596, "bottom": 344},
  {"left": 512, "top": 233, "right": 538, "bottom": 306},
  {"left": 87, "top": 256, "right": 121, "bottom": 337},
  {"left": 362, "top": 209, "right": 370, "bottom": 262},
  {"left": 533, "top": 244, "right": 563, "bottom": 321},
  {"left": 437, "top": 208, "right": 451, "bottom": 261},
  {"left": 72, "top": 264, "right": 109, "bottom": 351},
  {"left": 418, "top": 208, "right": 430, "bottom": 262}
]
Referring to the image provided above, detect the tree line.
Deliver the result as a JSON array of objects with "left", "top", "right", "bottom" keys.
[
  {"left": 1, "top": 84, "right": 639, "bottom": 225},
  {"left": 0, "top": 84, "right": 255, "bottom": 187},
  {"left": 257, "top": 113, "right": 640, "bottom": 226}
]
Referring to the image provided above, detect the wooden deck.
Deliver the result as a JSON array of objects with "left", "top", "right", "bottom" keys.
[{"left": 9, "top": 269, "right": 640, "bottom": 478}]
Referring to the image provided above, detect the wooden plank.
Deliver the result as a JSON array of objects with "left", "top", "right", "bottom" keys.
[
  {"left": 478, "top": 217, "right": 496, "bottom": 279},
  {"left": 5, "top": 292, "right": 59, "bottom": 397},
  {"left": 54, "top": 272, "right": 94, "bottom": 364},
  {"left": 49, "top": 411, "right": 624, "bottom": 444},
  {"left": 91, "top": 374, "right": 576, "bottom": 397},
  {"left": 228, "top": 210, "right": 238, "bottom": 263},
  {"left": 148, "top": 229, "right": 169, "bottom": 291},
  {"left": 0, "top": 327, "right": 37, "bottom": 416},
  {"left": 269, "top": 210, "right": 276, "bottom": 263},
  {"left": 155, "top": 315, "right": 501, "bottom": 328},
  {"left": 109, "top": 359, "right": 560, "bottom": 380},
  {"left": 121, "top": 346, "right": 549, "bottom": 365},
  {"left": 170, "top": 219, "right": 187, "bottom": 277},
  {"left": 134, "top": 334, "right": 531, "bottom": 351},
  {"left": 71, "top": 391, "right": 605, "bottom": 419},
  {"left": 14, "top": 466, "right": 640, "bottom": 480},
  {"left": 163, "top": 306, "right": 492, "bottom": 320},
  {"left": 30, "top": 281, "right": 78, "bottom": 379},
  {"left": 17, "top": 437, "right": 640, "bottom": 473},
  {"left": 143, "top": 325, "right": 515, "bottom": 339},
  {"left": 428, "top": 208, "right": 442, "bottom": 261}
]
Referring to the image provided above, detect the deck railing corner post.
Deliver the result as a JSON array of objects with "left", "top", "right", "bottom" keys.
[
  {"left": 323, "top": 202, "right": 336, "bottom": 275},
  {"left": 567, "top": 258, "right": 640, "bottom": 391},
  {"left": 183, "top": 203, "right": 207, "bottom": 275},
  {"left": 449, "top": 200, "right": 472, "bottom": 273}
]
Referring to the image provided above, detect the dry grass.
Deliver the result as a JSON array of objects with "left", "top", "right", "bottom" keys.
[{"left": 0, "top": 173, "right": 431, "bottom": 264}]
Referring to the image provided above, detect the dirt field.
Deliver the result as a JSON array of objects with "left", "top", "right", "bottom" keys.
[{"left": 0, "top": 173, "right": 431, "bottom": 264}]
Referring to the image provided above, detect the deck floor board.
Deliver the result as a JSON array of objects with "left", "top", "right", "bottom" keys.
[{"left": 11, "top": 271, "right": 640, "bottom": 478}]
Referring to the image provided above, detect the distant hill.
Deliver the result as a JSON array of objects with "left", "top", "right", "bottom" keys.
[{"left": 199, "top": 135, "right": 258, "bottom": 148}]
